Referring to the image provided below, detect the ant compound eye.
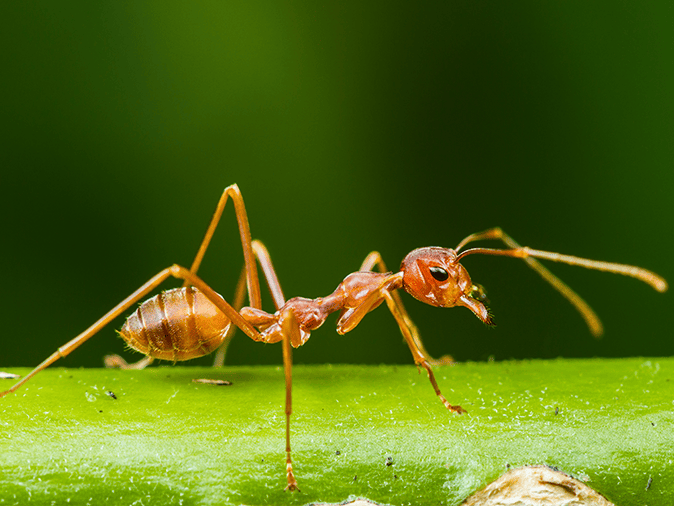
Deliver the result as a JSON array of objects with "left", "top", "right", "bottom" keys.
[{"left": 429, "top": 266, "right": 449, "bottom": 282}]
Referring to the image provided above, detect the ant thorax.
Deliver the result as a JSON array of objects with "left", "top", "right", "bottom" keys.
[{"left": 240, "top": 271, "right": 401, "bottom": 346}]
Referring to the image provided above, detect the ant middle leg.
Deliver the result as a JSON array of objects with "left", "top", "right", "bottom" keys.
[
  {"left": 179, "top": 266, "right": 300, "bottom": 491},
  {"left": 360, "top": 251, "right": 454, "bottom": 366},
  {"left": 279, "top": 307, "right": 300, "bottom": 491},
  {"left": 190, "top": 268, "right": 299, "bottom": 490}
]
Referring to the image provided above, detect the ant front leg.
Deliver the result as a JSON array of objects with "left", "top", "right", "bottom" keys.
[
  {"left": 360, "top": 251, "right": 454, "bottom": 366},
  {"left": 381, "top": 290, "right": 466, "bottom": 415}
]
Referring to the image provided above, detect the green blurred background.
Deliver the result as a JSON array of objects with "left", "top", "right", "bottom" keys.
[{"left": 1, "top": 2, "right": 672, "bottom": 369}]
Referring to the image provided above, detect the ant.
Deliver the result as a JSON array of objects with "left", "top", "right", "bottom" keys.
[{"left": 1, "top": 184, "right": 667, "bottom": 491}]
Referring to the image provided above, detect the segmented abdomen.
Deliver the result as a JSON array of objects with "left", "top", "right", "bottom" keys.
[{"left": 119, "top": 286, "right": 231, "bottom": 361}]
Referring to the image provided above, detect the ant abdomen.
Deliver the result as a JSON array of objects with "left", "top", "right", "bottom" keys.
[{"left": 119, "top": 286, "right": 230, "bottom": 361}]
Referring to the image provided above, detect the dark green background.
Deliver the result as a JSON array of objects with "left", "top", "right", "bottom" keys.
[{"left": 2, "top": 2, "right": 672, "bottom": 369}]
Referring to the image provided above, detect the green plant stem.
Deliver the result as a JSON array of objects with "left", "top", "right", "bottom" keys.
[{"left": 1, "top": 359, "right": 672, "bottom": 506}]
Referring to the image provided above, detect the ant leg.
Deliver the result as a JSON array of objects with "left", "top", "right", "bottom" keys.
[
  {"left": 382, "top": 291, "right": 466, "bottom": 414},
  {"left": 359, "top": 251, "right": 387, "bottom": 272},
  {"left": 212, "top": 239, "right": 286, "bottom": 367},
  {"left": 252, "top": 240, "right": 285, "bottom": 309},
  {"left": 212, "top": 267, "right": 248, "bottom": 367},
  {"left": 104, "top": 355, "right": 155, "bottom": 369},
  {"left": 153, "top": 266, "right": 300, "bottom": 491},
  {"left": 360, "top": 252, "right": 453, "bottom": 366},
  {"left": 183, "top": 184, "right": 263, "bottom": 309},
  {"left": 4, "top": 264, "right": 297, "bottom": 489},
  {"left": 105, "top": 185, "right": 274, "bottom": 370},
  {"left": 1, "top": 267, "right": 176, "bottom": 397},
  {"left": 107, "top": 184, "right": 268, "bottom": 371},
  {"left": 2, "top": 264, "right": 268, "bottom": 398},
  {"left": 169, "top": 265, "right": 263, "bottom": 341},
  {"left": 238, "top": 304, "right": 301, "bottom": 490},
  {"left": 279, "top": 307, "right": 301, "bottom": 491}
]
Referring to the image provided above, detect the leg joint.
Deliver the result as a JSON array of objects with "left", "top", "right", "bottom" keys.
[{"left": 169, "top": 264, "right": 185, "bottom": 277}]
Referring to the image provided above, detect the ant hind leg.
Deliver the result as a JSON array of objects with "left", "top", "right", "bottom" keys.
[{"left": 1, "top": 267, "right": 177, "bottom": 397}]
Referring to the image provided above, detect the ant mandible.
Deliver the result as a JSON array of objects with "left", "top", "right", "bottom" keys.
[{"left": 1, "top": 184, "right": 667, "bottom": 491}]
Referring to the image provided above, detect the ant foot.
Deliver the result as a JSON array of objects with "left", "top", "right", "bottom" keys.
[
  {"left": 285, "top": 464, "right": 300, "bottom": 492},
  {"left": 285, "top": 481, "right": 300, "bottom": 492},
  {"left": 103, "top": 354, "right": 153, "bottom": 370},
  {"left": 444, "top": 400, "right": 467, "bottom": 415},
  {"left": 428, "top": 354, "right": 455, "bottom": 366},
  {"left": 103, "top": 354, "right": 128, "bottom": 368}
]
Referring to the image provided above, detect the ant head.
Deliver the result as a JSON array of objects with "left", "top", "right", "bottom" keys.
[{"left": 400, "top": 247, "right": 493, "bottom": 326}]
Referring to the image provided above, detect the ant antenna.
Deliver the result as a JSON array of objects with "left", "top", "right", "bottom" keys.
[
  {"left": 456, "top": 247, "right": 667, "bottom": 292},
  {"left": 456, "top": 246, "right": 667, "bottom": 337}
]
